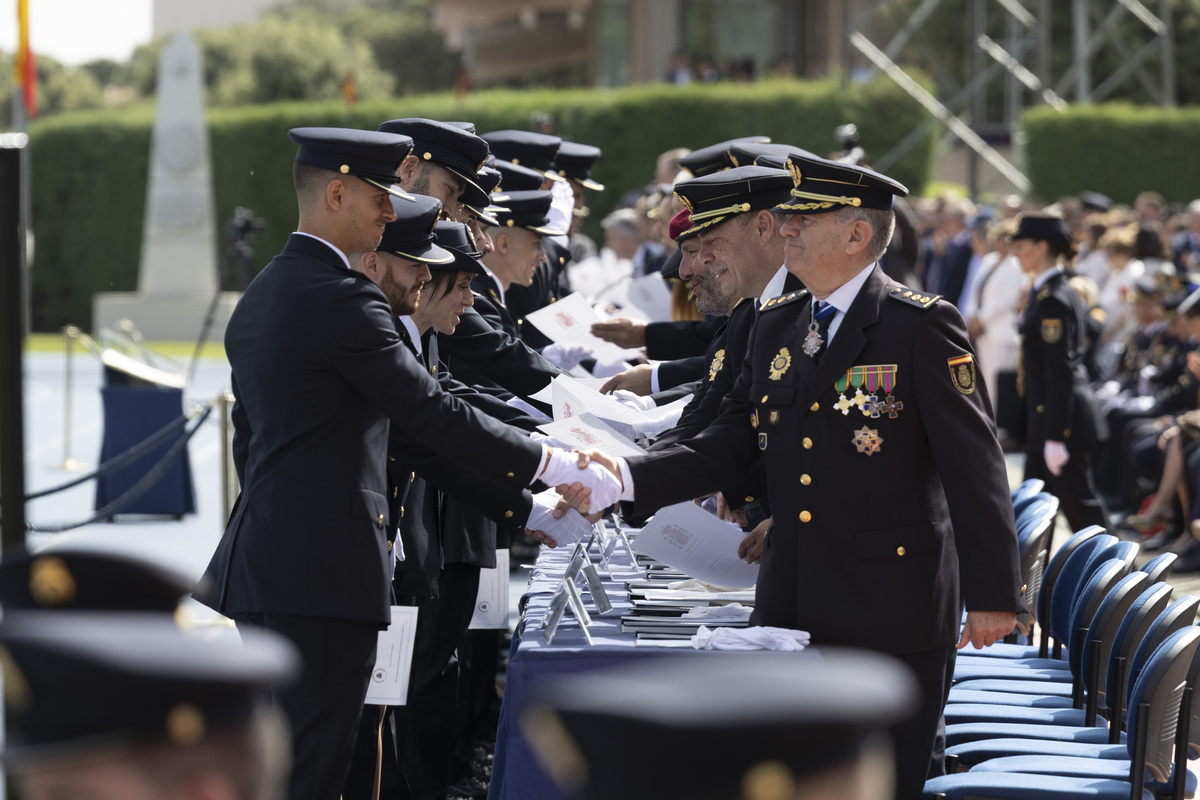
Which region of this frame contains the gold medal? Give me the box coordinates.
[852,426,883,456]
[768,347,792,381]
[709,349,726,382]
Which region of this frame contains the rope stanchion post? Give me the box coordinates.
[61,325,80,470]
[219,391,238,524]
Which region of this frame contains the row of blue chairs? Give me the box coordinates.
[924,487,1198,799]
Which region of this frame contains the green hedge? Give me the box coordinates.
[28,79,936,331]
[1022,103,1200,205]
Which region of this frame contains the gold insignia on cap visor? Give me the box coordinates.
[787,159,803,187]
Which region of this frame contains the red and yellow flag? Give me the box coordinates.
[14,0,38,117]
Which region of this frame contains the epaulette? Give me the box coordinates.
[759,289,810,313]
[887,286,940,309]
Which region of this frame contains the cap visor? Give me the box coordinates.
[543,170,567,183]
[527,223,567,236]
[466,206,502,227]
[363,176,416,202]
[391,243,455,265]
[440,251,487,275]
[660,248,682,279]
[447,167,492,209]
[579,177,605,192]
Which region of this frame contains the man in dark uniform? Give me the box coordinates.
[193,127,622,800]
[647,165,799,540]
[345,210,543,800]
[472,190,564,341]
[1012,212,1110,532]
[559,152,1022,800]
[587,137,775,362]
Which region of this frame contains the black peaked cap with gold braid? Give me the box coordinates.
[774,151,908,215]
[673,165,794,238]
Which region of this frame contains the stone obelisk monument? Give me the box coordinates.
[94,31,238,341]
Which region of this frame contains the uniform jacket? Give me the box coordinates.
[390,326,537,574]
[627,264,1023,654]
[437,306,562,405]
[195,235,542,625]
[1020,270,1107,449]
[469,277,519,339]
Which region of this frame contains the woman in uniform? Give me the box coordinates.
[1013,212,1110,531]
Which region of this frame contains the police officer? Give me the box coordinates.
[193,127,622,800]
[557,151,1023,800]
[1012,212,1110,532]
[472,189,565,340]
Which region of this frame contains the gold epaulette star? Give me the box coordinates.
[887,286,941,309]
[759,289,811,313]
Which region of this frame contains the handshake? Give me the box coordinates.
[535,447,624,514]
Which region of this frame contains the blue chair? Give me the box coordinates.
[958,527,1107,662]
[924,627,1200,800]
[1015,494,1057,535]
[1012,479,1047,506]
[947,562,1137,724]
[947,572,1150,713]
[954,538,1125,678]
[1139,552,1177,584]
[945,594,1197,758]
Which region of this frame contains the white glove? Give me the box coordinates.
[534,447,623,510]
[541,342,592,371]
[610,389,656,412]
[1044,440,1069,476]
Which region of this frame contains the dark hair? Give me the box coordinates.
[1135,224,1169,260]
[293,160,335,198]
[423,269,459,303]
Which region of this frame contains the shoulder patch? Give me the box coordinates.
[759,289,811,313]
[887,286,941,310]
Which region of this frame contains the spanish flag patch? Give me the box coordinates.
[947,354,976,395]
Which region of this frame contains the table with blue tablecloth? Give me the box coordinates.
[487,540,782,800]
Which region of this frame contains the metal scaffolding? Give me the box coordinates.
[845,0,1176,198]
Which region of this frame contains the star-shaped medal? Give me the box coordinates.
[852,426,883,456]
